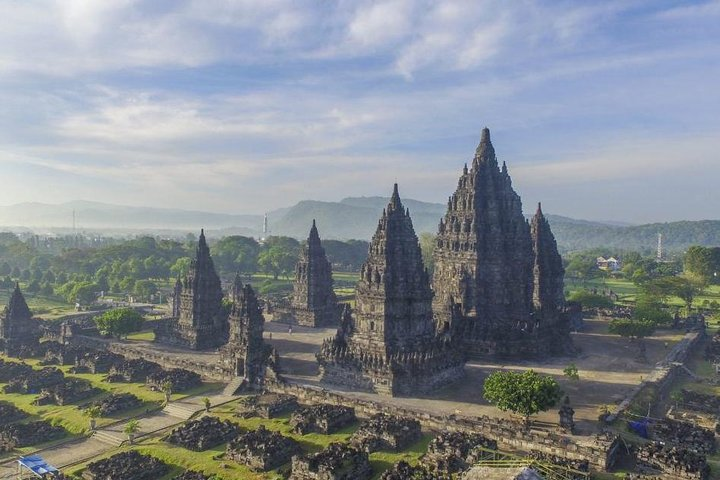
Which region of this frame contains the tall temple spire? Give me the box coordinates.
[1,283,38,356]
[474,127,496,165]
[389,183,402,212]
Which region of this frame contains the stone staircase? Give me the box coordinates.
[222,377,246,396]
[92,429,125,446]
[162,402,199,420]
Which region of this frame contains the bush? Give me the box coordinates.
[94,308,144,338]
[566,290,614,309]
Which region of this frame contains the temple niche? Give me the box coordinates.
[0,283,39,357]
[432,128,572,359]
[317,185,465,396]
[155,230,228,350]
[274,220,340,327]
[219,276,270,386]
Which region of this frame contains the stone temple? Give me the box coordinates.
[274,220,340,327]
[317,185,465,396]
[432,128,571,359]
[0,283,39,356]
[155,230,229,350]
[220,276,268,385]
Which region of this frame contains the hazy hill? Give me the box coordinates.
[1,199,719,252]
[0,200,262,231]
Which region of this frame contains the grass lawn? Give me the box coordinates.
[126,330,156,342]
[0,285,76,319]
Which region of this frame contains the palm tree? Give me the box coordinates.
[84,405,102,432]
[124,419,140,444]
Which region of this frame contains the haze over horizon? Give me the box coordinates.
[1,1,718,224]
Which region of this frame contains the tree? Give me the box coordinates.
[609,318,656,361]
[684,246,720,284]
[565,256,598,282]
[483,370,563,423]
[566,290,614,309]
[94,308,144,338]
[124,419,140,444]
[563,363,580,381]
[210,236,260,275]
[634,293,672,325]
[170,257,192,277]
[258,237,299,279]
[133,280,158,301]
[84,405,102,431]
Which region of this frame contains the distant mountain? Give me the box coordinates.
[0,200,263,231]
[1,199,718,252]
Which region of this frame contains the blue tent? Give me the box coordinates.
[628,418,650,438]
[17,455,59,477]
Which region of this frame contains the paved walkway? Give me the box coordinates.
[0,391,236,479]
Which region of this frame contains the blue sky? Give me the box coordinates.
[0,0,718,223]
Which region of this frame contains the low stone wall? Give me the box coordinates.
[68,335,234,382]
[267,382,618,471]
[606,329,705,424]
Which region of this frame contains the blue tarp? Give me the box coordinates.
[17,455,58,477]
[628,419,650,438]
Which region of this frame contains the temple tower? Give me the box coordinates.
[284,220,340,327]
[317,185,465,396]
[0,283,39,356]
[155,229,228,350]
[432,128,569,358]
[220,277,268,384]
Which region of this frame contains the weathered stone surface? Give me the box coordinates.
[3,367,64,394]
[0,401,27,426]
[172,471,210,480]
[226,424,301,472]
[290,442,372,480]
[0,420,66,452]
[88,393,142,416]
[238,393,298,419]
[651,418,715,454]
[558,395,576,434]
[679,389,720,415]
[528,450,589,472]
[147,368,202,392]
[33,378,100,406]
[106,358,162,383]
[155,229,228,350]
[350,414,421,453]
[276,220,340,327]
[0,358,33,382]
[431,128,571,359]
[317,185,465,396]
[0,284,40,356]
[83,451,169,480]
[636,442,709,480]
[166,416,240,452]
[422,431,497,476]
[74,350,125,374]
[290,404,356,435]
[380,461,436,480]
[219,279,270,385]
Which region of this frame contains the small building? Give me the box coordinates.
[596,256,622,272]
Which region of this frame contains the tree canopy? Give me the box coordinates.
[95,308,144,338]
[483,370,562,421]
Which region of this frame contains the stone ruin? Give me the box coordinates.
[226,424,301,472]
[290,404,356,434]
[0,420,66,452]
[422,431,497,476]
[155,230,229,350]
[106,358,163,383]
[651,418,716,455]
[33,377,100,406]
[0,401,27,426]
[87,392,142,416]
[704,331,720,361]
[678,389,720,415]
[40,341,91,366]
[274,220,340,327]
[166,415,240,451]
[237,393,298,419]
[290,442,373,480]
[0,284,40,357]
[431,129,571,359]
[317,185,465,396]
[636,442,710,480]
[173,472,210,480]
[529,450,590,473]
[558,395,576,434]
[147,368,202,392]
[0,358,33,382]
[3,367,65,394]
[219,279,272,387]
[73,350,125,374]
[380,461,435,480]
[350,413,421,453]
[83,451,169,480]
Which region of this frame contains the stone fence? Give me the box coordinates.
[267,382,619,471]
[605,329,705,424]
